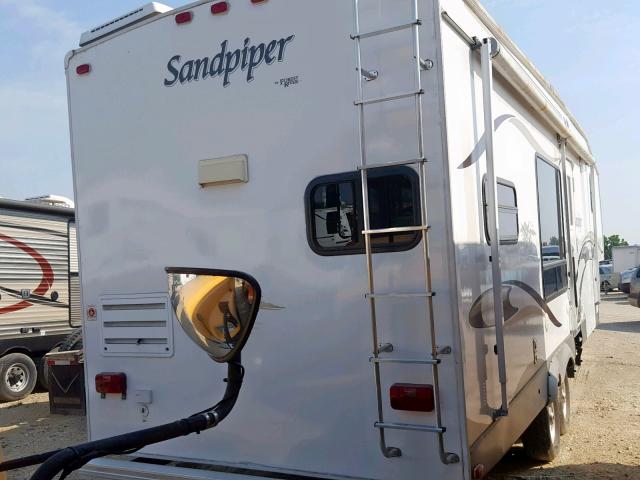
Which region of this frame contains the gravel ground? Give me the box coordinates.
[1,292,639,480]
[491,292,640,479]
[1,393,85,480]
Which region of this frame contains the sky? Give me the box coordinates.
[0,0,638,241]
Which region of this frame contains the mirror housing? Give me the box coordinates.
[166,268,261,363]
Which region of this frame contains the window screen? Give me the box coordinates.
[483,178,519,245]
[306,168,421,255]
[536,156,567,299]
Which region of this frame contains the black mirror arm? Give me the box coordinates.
[23,358,244,480]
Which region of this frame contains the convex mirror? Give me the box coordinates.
[166,268,261,363]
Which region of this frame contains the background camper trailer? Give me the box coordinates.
[63,0,602,479]
[0,198,81,401]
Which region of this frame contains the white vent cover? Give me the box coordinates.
[100,294,173,357]
[80,3,173,47]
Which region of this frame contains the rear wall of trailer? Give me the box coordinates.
[67,1,469,479]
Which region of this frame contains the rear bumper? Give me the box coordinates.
[80,458,268,480]
[79,457,348,480]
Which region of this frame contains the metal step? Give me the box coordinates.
[355,89,423,106]
[375,422,445,434]
[351,20,421,40]
[366,291,434,299]
[369,357,440,365]
[357,157,426,170]
[362,225,430,235]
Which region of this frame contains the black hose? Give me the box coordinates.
[30,415,211,480]
[23,358,244,480]
[0,450,62,472]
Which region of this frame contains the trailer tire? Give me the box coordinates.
[0,353,37,401]
[557,373,571,435]
[59,328,83,352]
[36,355,49,391]
[522,400,561,462]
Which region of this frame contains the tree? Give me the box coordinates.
[604,234,629,260]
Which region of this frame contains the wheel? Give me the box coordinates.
[59,328,83,352]
[522,400,561,462]
[36,355,49,391]
[0,353,38,401]
[557,374,571,435]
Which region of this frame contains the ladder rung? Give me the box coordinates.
[369,357,440,365]
[351,20,421,40]
[358,157,425,170]
[355,89,423,106]
[362,225,429,235]
[366,292,434,299]
[375,422,445,434]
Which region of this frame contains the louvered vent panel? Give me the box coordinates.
[100,294,173,357]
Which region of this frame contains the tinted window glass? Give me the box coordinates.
[537,159,564,260]
[497,183,516,206]
[312,182,357,248]
[536,157,567,299]
[306,168,421,255]
[369,175,418,246]
[484,179,518,245]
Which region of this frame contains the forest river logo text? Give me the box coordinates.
[164,35,295,88]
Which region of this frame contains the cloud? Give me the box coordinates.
[0,0,81,37]
[0,0,78,199]
[0,0,82,69]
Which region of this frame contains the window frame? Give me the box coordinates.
[535,154,568,301]
[304,167,422,256]
[482,176,519,246]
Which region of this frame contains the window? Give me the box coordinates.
[311,181,358,249]
[483,178,519,245]
[536,156,567,299]
[305,168,422,255]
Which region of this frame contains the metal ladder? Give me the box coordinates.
[351,0,459,464]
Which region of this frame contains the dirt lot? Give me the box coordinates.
[491,292,640,480]
[1,292,639,480]
[1,393,85,480]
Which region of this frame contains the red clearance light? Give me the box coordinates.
[96,372,127,398]
[390,383,434,412]
[175,11,193,24]
[211,2,228,14]
[76,64,91,75]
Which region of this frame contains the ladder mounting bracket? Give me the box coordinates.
[384,446,402,458]
[360,68,379,81]
[436,345,452,355]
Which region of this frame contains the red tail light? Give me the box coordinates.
[76,64,91,75]
[175,11,193,24]
[211,2,228,14]
[390,383,434,412]
[96,372,127,398]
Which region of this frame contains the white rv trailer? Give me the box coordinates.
[64,0,602,478]
[0,198,80,400]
